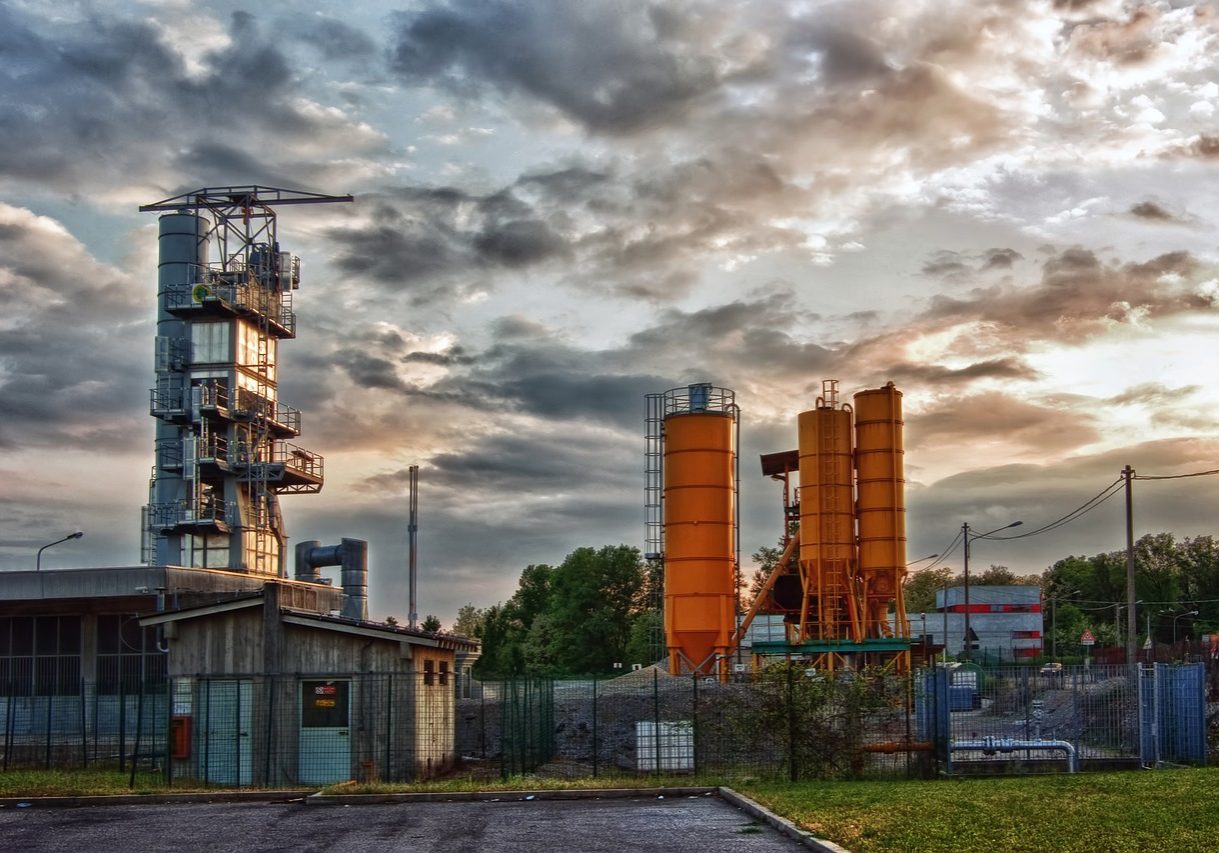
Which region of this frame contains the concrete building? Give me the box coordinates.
[903,585,1043,660]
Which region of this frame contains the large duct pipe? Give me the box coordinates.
[295,537,368,621]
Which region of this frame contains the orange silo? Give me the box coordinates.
[659,384,738,676]
[797,380,861,643]
[853,382,908,640]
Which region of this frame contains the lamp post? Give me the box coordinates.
[962,520,1022,661]
[1171,610,1198,646]
[36,531,84,572]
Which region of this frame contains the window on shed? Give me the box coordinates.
[439,661,449,686]
[423,659,435,686]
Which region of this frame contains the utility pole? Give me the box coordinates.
[962,522,971,661]
[1124,465,1137,665]
[408,464,419,630]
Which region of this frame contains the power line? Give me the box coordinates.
[1134,468,1219,481]
[985,477,1125,541]
[914,529,963,573]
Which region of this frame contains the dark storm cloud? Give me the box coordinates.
[981,248,1021,271]
[0,206,149,451]
[921,247,1216,344]
[921,251,969,280]
[1107,383,1201,407]
[907,391,1103,455]
[907,437,1219,577]
[289,15,378,62]
[333,349,410,391]
[327,186,574,300]
[0,7,383,193]
[885,358,1040,386]
[1190,136,1219,159]
[389,0,732,133]
[1128,201,1178,222]
[923,248,1022,280]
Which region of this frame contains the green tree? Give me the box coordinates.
[624,609,663,667]
[746,543,783,604]
[903,566,956,613]
[541,545,644,674]
[421,614,441,632]
[452,603,485,637]
[474,563,554,677]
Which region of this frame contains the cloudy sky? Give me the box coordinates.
[4,0,1219,623]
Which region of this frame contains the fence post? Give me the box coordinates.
[591,677,598,778]
[3,688,12,771]
[787,665,797,782]
[165,678,173,788]
[384,674,392,782]
[692,672,699,776]
[118,676,127,773]
[652,668,661,775]
[79,678,87,768]
[128,680,145,788]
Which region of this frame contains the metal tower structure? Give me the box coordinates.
[140,186,352,574]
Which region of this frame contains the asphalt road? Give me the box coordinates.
[0,795,811,852]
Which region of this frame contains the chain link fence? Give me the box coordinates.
[0,663,1211,786]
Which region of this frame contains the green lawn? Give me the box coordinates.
[740,768,1219,853]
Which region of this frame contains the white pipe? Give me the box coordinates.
[951,736,1078,772]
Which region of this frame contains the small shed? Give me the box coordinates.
[142,582,479,786]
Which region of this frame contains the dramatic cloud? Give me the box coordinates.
[5,0,1219,623]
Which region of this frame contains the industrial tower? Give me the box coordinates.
[140,186,352,574]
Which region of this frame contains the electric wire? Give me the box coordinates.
[980,477,1125,541]
[1133,468,1219,481]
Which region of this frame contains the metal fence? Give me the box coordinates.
[1,663,1211,787]
[462,663,1213,781]
[0,672,460,787]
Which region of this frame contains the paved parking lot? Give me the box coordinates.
[0,794,811,852]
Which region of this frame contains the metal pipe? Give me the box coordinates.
[950,736,1078,772]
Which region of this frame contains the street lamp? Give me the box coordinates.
[962,520,1022,660]
[36,531,84,572]
[1170,609,1198,646]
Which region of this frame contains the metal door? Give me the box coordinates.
[199,679,252,785]
[299,679,351,785]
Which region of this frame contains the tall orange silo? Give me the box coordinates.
[660,384,738,676]
[797,380,861,643]
[853,382,908,641]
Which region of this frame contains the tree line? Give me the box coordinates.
[454,532,1219,676]
[904,532,1219,650]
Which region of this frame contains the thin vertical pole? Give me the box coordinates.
[692,672,700,775]
[3,689,13,771]
[786,665,797,782]
[265,676,275,786]
[408,465,419,630]
[79,678,87,768]
[118,676,127,773]
[129,681,145,788]
[652,668,661,774]
[1124,465,1137,666]
[962,523,972,661]
[43,692,53,770]
[591,677,598,778]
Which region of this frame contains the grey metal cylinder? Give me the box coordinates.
[339,537,368,622]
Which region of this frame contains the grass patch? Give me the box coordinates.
[739,768,1219,853]
[0,769,173,798]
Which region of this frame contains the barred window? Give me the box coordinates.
[0,615,81,696]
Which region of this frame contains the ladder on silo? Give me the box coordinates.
[644,393,665,662]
